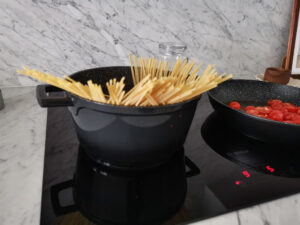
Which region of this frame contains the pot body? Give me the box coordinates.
[68,97,198,167]
[73,147,187,225]
[37,66,201,168]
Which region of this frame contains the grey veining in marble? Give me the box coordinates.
[0,86,47,225]
[0,0,292,86]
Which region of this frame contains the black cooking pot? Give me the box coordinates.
[36,67,201,168]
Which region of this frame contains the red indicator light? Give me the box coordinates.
[242,170,251,178]
[266,165,275,173]
[235,181,241,185]
[170,124,174,128]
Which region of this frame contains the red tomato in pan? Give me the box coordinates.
[271,103,283,110]
[282,103,297,113]
[256,106,272,115]
[278,107,288,113]
[246,109,259,116]
[233,99,300,125]
[285,120,300,125]
[257,114,268,118]
[267,100,282,106]
[244,106,255,111]
[293,114,300,121]
[228,101,241,110]
[283,112,297,121]
[268,110,284,121]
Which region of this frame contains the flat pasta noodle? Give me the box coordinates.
[17,55,233,106]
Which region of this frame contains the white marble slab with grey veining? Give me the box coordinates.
[0,0,293,86]
[1,86,300,225]
[0,86,47,225]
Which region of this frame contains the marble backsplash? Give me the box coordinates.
[0,0,292,86]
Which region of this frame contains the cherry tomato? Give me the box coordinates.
[286,120,300,124]
[283,112,297,121]
[246,109,259,116]
[257,114,268,118]
[228,101,241,110]
[256,106,272,115]
[282,103,296,113]
[294,120,300,124]
[243,100,300,125]
[278,107,288,114]
[244,106,255,111]
[268,110,284,121]
[292,114,300,121]
[271,103,283,110]
[268,100,282,106]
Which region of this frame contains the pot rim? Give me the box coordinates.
[67,66,202,115]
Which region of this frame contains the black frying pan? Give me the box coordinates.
[208,79,300,145]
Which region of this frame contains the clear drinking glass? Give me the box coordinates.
[158,42,188,67]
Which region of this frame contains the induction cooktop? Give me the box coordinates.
[40,94,300,225]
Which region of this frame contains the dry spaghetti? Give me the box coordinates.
[17,55,232,106]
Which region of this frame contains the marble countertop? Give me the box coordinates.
[0,86,47,225]
[1,86,300,225]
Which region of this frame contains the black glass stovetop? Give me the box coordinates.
[41,94,300,225]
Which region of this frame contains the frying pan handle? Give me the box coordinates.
[36,85,73,107]
[185,156,200,178]
[50,180,77,216]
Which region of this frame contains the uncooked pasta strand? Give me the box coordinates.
[17,55,233,107]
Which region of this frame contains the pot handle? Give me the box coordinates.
[50,180,77,216]
[36,85,73,107]
[185,156,200,178]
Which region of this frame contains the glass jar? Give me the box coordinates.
[158,42,188,67]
